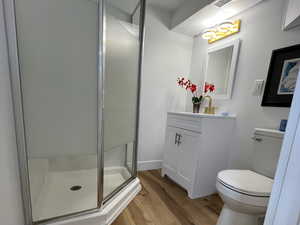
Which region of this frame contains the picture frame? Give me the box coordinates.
[262,44,300,107]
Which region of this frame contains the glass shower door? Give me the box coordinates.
[13,0,100,222]
[103,0,143,199]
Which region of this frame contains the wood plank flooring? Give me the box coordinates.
[112,170,223,225]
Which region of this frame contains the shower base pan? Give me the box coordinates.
[49,177,141,225]
[31,166,140,225]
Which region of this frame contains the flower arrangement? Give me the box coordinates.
[177,77,215,113]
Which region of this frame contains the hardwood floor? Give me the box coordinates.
[112,170,223,225]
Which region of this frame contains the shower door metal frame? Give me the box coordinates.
[2,1,33,224]
[2,0,146,223]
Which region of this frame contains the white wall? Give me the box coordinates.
[138,5,193,170]
[0,0,24,224]
[187,0,300,169]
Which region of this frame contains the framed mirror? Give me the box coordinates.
[205,39,240,99]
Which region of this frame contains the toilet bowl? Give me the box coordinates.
[216,170,273,225]
[215,128,284,225]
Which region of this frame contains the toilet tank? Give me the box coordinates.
[252,128,284,178]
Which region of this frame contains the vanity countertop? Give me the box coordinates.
[168,111,236,119]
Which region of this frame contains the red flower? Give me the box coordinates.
[204,82,215,93]
[190,84,197,93]
[209,84,215,92]
[204,83,209,93]
[177,77,185,87]
[184,80,191,90]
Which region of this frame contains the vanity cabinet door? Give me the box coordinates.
[176,130,200,188]
[163,127,180,174]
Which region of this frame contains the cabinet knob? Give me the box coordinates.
[175,133,180,146]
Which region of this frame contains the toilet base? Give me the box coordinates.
[216,205,264,225]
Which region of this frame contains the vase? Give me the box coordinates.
[192,103,201,113]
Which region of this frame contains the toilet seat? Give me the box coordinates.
[217,170,273,197]
[217,181,270,208]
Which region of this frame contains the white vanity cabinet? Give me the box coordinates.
[162,112,236,199]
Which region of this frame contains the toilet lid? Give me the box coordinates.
[217,170,273,197]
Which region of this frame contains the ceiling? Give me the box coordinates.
[108,0,188,15]
[148,0,187,13]
[108,0,140,15]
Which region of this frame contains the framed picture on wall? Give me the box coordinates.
[262,44,300,107]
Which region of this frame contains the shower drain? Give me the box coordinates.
[70,185,82,191]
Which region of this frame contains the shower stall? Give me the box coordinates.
[3,0,145,224]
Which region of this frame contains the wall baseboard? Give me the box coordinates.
[137,160,162,171]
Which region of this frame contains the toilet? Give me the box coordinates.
[216,128,284,225]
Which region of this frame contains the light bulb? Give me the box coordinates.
[218,21,234,33]
[201,29,216,40]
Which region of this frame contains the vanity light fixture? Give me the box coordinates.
[218,20,234,32]
[201,28,217,40]
[202,19,241,44]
